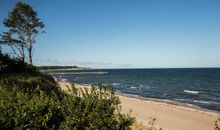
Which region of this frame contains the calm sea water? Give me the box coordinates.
[55,68,220,112]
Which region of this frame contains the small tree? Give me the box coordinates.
[1,2,44,65]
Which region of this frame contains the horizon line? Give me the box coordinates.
[36,65,220,69]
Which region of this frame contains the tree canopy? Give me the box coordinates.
[1,2,44,65]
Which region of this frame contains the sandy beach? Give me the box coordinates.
[58,81,220,130]
[119,95,219,130]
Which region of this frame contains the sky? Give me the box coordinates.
[0,0,220,68]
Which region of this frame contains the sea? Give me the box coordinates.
[54,68,220,112]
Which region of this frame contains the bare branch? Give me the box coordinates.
[10,46,21,58]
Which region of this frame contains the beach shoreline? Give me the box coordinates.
[57,80,220,130]
[76,83,220,115]
[115,92,220,115]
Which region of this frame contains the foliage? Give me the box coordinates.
[1,2,44,64]
[0,86,62,129]
[215,118,220,130]
[0,74,60,97]
[59,84,134,130]
[0,52,37,73]
[0,74,134,129]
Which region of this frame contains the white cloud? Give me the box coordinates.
[76,60,112,65]
[34,58,62,65]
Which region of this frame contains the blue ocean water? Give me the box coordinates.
[56,68,220,112]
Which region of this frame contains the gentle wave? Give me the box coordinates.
[112,83,120,86]
[184,90,199,94]
[193,100,210,104]
[56,68,220,111]
[175,98,188,102]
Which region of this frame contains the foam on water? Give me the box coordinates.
[193,100,210,104]
[112,83,120,86]
[130,86,138,89]
[184,90,199,94]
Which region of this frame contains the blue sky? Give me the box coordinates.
[1,0,220,68]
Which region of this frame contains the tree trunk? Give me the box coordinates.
[29,46,32,65]
[21,45,25,63]
[27,33,33,65]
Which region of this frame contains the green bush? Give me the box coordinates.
[0,86,62,129]
[0,52,37,74]
[0,74,60,95]
[59,85,134,130]
[0,75,134,129]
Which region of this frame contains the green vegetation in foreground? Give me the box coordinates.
[0,73,135,129]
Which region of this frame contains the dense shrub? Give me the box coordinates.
[0,86,62,129]
[0,74,60,96]
[59,85,134,129]
[0,52,37,74]
[0,75,134,129]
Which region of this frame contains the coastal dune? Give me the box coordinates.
[58,81,220,130]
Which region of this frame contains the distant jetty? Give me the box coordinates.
[44,71,109,75]
[38,66,90,71]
